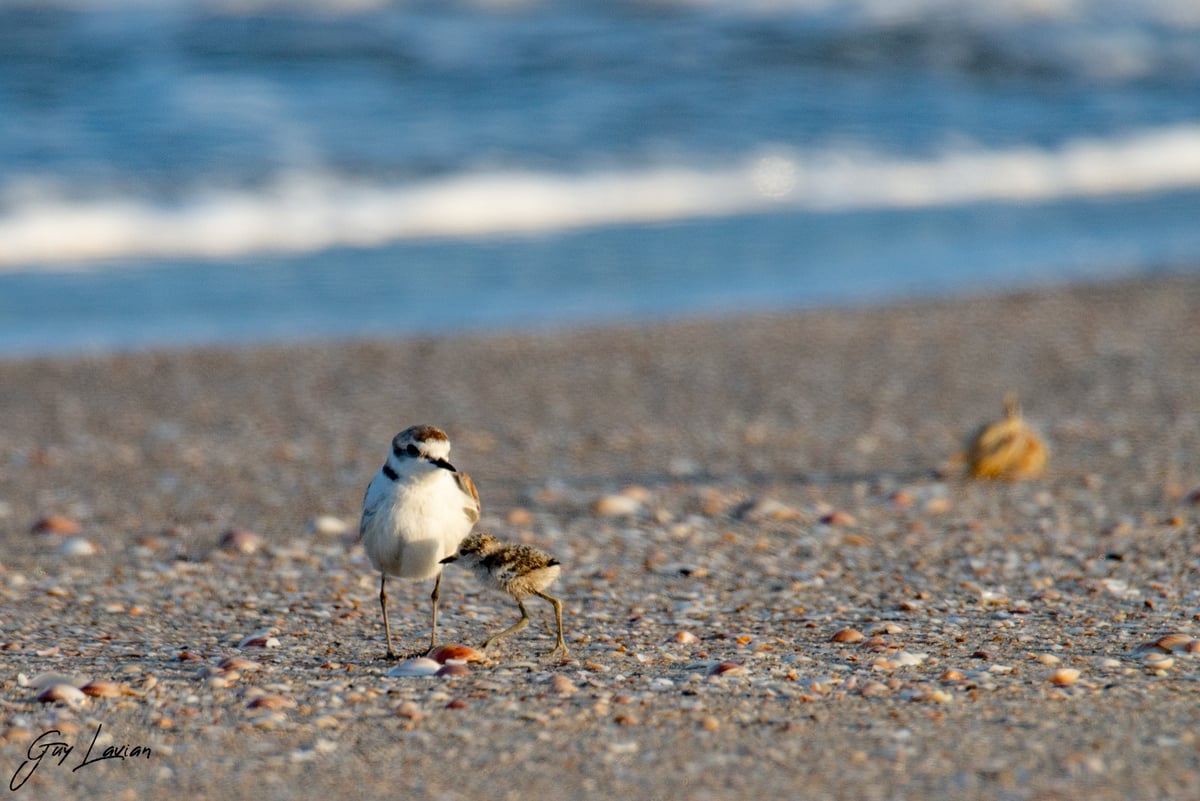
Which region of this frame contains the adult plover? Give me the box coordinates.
[359,425,480,659]
[441,531,568,658]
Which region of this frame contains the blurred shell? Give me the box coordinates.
[79,680,125,698]
[36,684,87,706]
[58,537,99,557]
[31,515,81,535]
[220,529,264,554]
[307,515,349,536]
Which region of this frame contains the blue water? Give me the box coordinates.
[2,1,1200,356]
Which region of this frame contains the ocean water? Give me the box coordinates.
[2,0,1199,356]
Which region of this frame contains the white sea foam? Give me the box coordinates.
[3,124,1200,269]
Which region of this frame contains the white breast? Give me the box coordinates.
[361,468,476,580]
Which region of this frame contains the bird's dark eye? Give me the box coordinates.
[406,444,419,457]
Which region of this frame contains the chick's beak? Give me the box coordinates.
[440,554,458,564]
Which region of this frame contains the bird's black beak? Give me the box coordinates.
[429,457,457,472]
[440,554,458,564]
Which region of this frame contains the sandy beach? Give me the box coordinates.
[1,273,1199,800]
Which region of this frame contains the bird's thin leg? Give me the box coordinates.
[428,571,442,654]
[534,590,568,657]
[380,573,397,660]
[482,599,530,650]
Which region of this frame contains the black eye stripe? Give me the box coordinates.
[406,444,419,457]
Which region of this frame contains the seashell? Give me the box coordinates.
[874,651,927,670]
[923,496,953,515]
[672,631,700,645]
[706,660,746,677]
[830,628,865,644]
[220,529,263,554]
[31,515,81,535]
[445,698,469,710]
[1048,668,1081,686]
[385,658,441,678]
[28,672,83,691]
[1034,653,1062,666]
[79,680,125,698]
[548,674,577,695]
[1137,634,1195,654]
[938,669,965,683]
[307,516,349,536]
[505,507,534,527]
[1142,653,1174,671]
[246,695,296,711]
[819,510,857,527]
[238,630,280,649]
[700,715,721,731]
[395,701,425,720]
[36,684,87,706]
[592,494,643,517]
[908,686,953,703]
[428,644,485,664]
[218,656,262,672]
[435,662,470,677]
[963,393,1047,481]
[58,537,99,557]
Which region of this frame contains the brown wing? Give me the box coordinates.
[456,470,481,523]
